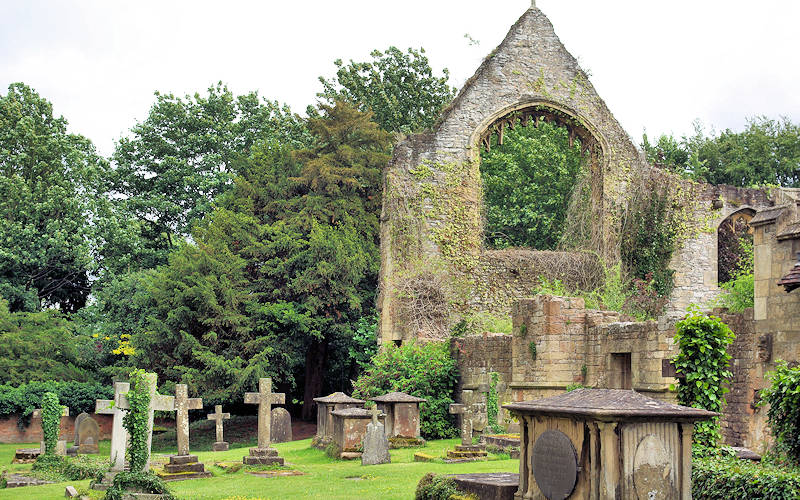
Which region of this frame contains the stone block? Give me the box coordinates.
[243,455,285,466]
[212,441,229,452]
[164,462,206,474]
[451,473,519,500]
[168,454,198,465]
[65,485,79,498]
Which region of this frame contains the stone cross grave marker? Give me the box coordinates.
[207,405,231,451]
[244,377,285,449]
[174,384,202,456]
[115,373,176,472]
[450,397,485,448]
[370,405,380,426]
[95,382,130,471]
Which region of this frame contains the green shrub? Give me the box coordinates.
[761,361,800,465]
[352,341,458,439]
[40,392,61,455]
[718,269,754,313]
[0,381,113,427]
[672,306,734,452]
[32,454,108,482]
[415,472,464,500]
[105,471,174,500]
[692,456,800,499]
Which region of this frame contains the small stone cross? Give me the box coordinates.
[95,382,130,471]
[207,405,230,444]
[116,373,176,472]
[531,0,536,8]
[244,378,285,449]
[174,384,202,456]
[450,400,483,446]
[370,405,380,426]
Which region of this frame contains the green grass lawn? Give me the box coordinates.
[1,438,519,500]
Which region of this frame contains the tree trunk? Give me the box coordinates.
[302,338,328,421]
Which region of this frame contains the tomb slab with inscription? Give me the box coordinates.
[504,389,715,500]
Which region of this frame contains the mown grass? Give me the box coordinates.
[1,438,518,499]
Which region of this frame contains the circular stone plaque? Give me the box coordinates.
[532,430,578,500]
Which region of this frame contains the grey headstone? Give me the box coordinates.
[361,422,390,466]
[77,416,100,454]
[72,412,90,445]
[65,485,79,497]
[271,407,292,443]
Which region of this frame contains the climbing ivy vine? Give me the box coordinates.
[40,392,61,455]
[122,369,152,473]
[672,306,734,453]
[486,372,503,434]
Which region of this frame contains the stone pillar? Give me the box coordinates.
[597,422,619,499]
[679,422,694,499]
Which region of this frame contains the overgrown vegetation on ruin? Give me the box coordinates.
[480,120,588,250]
[352,341,459,439]
[761,361,800,466]
[672,307,735,453]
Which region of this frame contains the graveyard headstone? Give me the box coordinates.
[271,407,292,443]
[361,406,390,466]
[243,378,286,465]
[207,405,231,452]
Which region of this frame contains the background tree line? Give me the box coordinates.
[1,44,798,420]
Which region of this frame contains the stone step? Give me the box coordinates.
[248,447,278,457]
[168,454,199,465]
[4,474,54,488]
[455,444,486,452]
[157,471,212,482]
[164,462,206,474]
[212,442,229,452]
[243,456,285,466]
[447,450,488,459]
[339,452,362,460]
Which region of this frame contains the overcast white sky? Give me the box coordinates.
[2,0,799,157]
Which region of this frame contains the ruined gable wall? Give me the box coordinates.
[378,7,649,345]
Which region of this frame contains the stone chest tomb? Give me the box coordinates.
[312,392,365,448]
[371,391,425,444]
[330,407,385,460]
[504,389,715,500]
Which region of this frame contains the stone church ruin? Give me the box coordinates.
[377,4,800,452]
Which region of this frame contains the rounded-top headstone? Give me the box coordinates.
[532,430,578,500]
[72,412,89,444]
[271,407,292,443]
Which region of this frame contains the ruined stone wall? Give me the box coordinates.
[665,182,773,318]
[378,6,649,345]
[715,309,759,448]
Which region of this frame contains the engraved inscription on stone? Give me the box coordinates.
[633,434,677,500]
[532,430,578,500]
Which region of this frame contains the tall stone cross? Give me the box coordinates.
[531,0,536,8]
[450,398,485,447]
[207,405,230,444]
[95,382,130,471]
[174,384,202,456]
[116,373,176,472]
[244,378,285,449]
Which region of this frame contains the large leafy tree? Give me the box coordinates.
[642,117,800,187]
[480,121,587,250]
[318,47,455,133]
[112,83,312,263]
[127,103,391,414]
[0,83,110,312]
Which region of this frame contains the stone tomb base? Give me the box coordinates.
[212,441,229,452]
[243,447,285,466]
[158,454,212,481]
[12,448,41,464]
[445,444,487,462]
[451,473,519,500]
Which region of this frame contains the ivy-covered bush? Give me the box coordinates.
[105,471,174,500]
[352,341,458,439]
[672,306,734,452]
[40,392,61,455]
[415,473,469,500]
[0,381,113,426]
[692,456,800,499]
[761,361,800,465]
